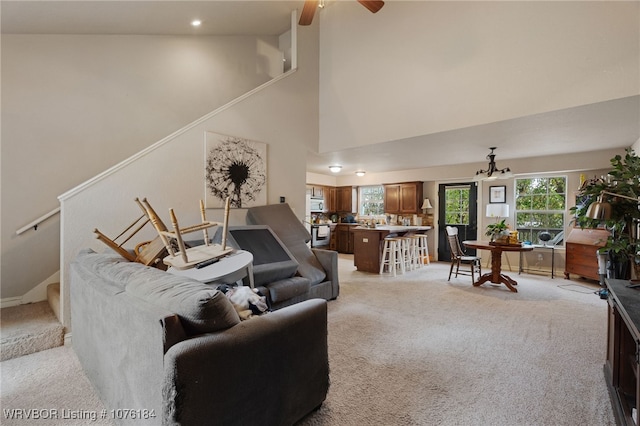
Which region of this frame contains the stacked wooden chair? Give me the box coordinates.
[94,197,232,270]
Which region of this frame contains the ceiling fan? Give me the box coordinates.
[299,0,384,26]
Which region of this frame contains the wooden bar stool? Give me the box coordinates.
[379,237,405,276]
[411,234,430,268]
[400,236,415,271]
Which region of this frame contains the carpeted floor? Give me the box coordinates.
[299,257,614,425]
[0,301,64,361]
[1,257,615,425]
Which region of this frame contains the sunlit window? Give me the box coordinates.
[445,186,470,225]
[358,185,385,216]
[515,177,566,245]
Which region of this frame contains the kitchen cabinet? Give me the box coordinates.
[326,187,337,213]
[306,185,325,199]
[335,186,354,213]
[564,227,609,281]
[334,224,356,254]
[383,182,423,214]
[329,224,337,251]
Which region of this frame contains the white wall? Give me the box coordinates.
[57,21,320,328]
[319,1,639,153]
[1,33,284,299]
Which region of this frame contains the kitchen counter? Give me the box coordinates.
[352,226,431,273]
[356,225,432,233]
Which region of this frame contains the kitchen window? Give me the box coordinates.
[358,185,385,216]
[515,176,566,245]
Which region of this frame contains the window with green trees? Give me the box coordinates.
[445,186,470,225]
[358,185,385,216]
[515,177,566,245]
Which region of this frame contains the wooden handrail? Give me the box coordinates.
[16,207,61,235]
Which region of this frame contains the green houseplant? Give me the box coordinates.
[485,219,509,243]
[571,148,640,279]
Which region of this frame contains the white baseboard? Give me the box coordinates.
[1,271,60,308]
[1,296,23,309]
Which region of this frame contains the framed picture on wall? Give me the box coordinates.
[489,185,506,203]
[204,132,267,208]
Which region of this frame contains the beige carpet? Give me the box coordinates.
[299,257,614,425]
[1,301,64,361]
[1,257,614,425]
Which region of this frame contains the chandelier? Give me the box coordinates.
[473,147,513,181]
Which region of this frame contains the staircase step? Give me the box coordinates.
[0,301,64,361]
[47,282,61,323]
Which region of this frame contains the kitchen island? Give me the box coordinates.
[352,226,432,273]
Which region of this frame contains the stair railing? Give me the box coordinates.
[15,207,61,235]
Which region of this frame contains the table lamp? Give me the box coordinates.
[421,198,433,226]
[486,204,509,220]
[421,198,433,214]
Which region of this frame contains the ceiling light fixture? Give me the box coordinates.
[473,147,513,181]
[329,165,342,173]
[191,19,202,27]
[355,170,366,177]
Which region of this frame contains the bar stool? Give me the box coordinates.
[380,237,405,276]
[399,236,413,272]
[403,235,418,271]
[411,234,430,268]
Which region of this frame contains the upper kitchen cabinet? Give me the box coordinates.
[383,182,423,214]
[306,185,325,199]
[334,186,355,213]
[326,187,337,212]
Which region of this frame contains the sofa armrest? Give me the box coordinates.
[70,262,187,423]
[312,248,340,299]
[163,298,328,426]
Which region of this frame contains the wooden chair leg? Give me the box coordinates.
[199,199,210,246]
[169,209,188,264]
[94,228,137,262]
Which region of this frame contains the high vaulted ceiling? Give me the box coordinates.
[3,1,639,176]
[1,1,303,36]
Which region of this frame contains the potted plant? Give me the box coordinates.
[571,148,640,279]
[485,219,510,243]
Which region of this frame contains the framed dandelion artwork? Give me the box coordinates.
[205,132,267,208]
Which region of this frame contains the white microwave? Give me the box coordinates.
[310,199,324,212]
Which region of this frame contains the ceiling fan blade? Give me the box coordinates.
[358,0,384,14]
[299,0,319,26]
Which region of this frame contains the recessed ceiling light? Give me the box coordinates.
[329,165,342,173]
[191,19,202,27]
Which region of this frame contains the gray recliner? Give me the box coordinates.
[212,225,311,310]
[247,203,340,302]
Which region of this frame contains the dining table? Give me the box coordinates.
[462,240,534,292]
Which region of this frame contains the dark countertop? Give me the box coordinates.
[606,278,640,338]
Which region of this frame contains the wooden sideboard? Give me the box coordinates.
[564,227,609,281]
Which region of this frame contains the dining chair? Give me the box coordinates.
[445,226,482,283]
